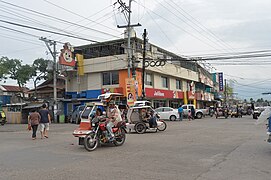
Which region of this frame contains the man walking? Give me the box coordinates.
[39,104,51,139]
[178,105,183,121]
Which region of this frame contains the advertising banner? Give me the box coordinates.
[218,72,224,91]
[125,78,136,106]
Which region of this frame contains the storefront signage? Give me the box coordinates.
[154,91,165,97]
[187,91,195,99]
[145,88,184,99]
[218,72,223,92]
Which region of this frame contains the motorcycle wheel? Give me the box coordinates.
[157,120,167,131]
[84,133,98,151]
[113,128,126,146]
[134,122,146,134]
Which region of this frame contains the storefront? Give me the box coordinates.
[145,88,184,109]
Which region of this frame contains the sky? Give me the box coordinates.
[0,0,271,101]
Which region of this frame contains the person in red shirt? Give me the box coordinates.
[28,109,41,140]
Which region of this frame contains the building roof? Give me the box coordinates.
[0,85,29,92]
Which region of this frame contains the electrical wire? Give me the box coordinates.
[43,0,121,35]
[0,0,120,38]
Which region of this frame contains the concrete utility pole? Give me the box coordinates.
[224,79,227,107]
[141,29,147,99]
[40,37,57,120]
[115,0,141,78]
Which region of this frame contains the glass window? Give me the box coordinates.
[111,71,119,84]
[176,80,182,90]
[155,108,163,112]
[102,72,110,85]
[146,73,153,86]
[162,76,168,88]
[81,106,93,119]
[163,107,172,112]
[102,71,119,85]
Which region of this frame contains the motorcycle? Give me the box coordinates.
[0,111,6,126]
[84,119,127,151]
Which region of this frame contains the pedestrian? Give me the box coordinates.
[188,110,192,121]
[178,105,183,121]
[191,106,195,120]
[39,104,51,139]
[28,109,41,140]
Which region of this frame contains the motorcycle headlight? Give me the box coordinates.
[92,123,95,127]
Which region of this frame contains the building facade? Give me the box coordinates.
[65,36,217,111]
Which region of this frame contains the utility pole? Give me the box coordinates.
[224,79,227,107]
[115,0,141,78]
[40,37,57,121]
[142,29,147,99]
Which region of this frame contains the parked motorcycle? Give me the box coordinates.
[84,119,126,151]
[0,111,6,126]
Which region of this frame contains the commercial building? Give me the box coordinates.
[65,32,217,111]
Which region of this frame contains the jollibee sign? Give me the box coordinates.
[145,88,183,99]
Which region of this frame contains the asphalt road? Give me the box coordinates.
[0,116,270,180]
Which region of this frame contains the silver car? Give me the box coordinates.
[70,105,85,124]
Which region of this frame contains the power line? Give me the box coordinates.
[43,0,121,34]
[0,19,99,43]
[0,0,120,38]
[135,1,225,52]
[157,0,233,53]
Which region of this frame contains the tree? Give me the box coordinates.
[1,57,34,99]
[0,57,9,82]
[32,58,53,97]
[250,98,254,103]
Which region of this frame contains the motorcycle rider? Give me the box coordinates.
[106,101,119,141]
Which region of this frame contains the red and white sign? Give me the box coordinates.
[59,42,76,67]
[187,91,195,99]
[145,88,184,99]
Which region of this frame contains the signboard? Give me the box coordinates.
[59,42,76,67]
[187,91,195,99]
[125,78,136,106]
[101,87,123,94]
[145,88,184,99]
[218,72,224,92]
[76,54,84,76]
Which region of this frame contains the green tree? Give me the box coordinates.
[0,57,9,81]
[32,58,52,97]
[250,98,254,103]
[1,57,34,99]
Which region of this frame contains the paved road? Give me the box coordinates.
[0,116,270,180]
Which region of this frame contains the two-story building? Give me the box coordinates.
[64,36,205,110]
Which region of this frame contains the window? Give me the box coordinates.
[162,76,168,88]
[146,73,153,86]
[163,108,172,112]
[176,80,182,90]
[155,108,163,112]
[102,71,119,85]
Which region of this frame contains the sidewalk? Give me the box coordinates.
[0,123,77,133]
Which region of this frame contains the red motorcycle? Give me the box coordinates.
[83,118,126,151]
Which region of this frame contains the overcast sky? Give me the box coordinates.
[0,0,271,101]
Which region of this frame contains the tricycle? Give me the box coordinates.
[72,93,127,151]
[126,105,167,134]
[215,107,229,119]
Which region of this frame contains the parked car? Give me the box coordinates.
[134,100,152,107]
[154,107,179,121]
[70,105,85,124]
[182,104,208,119]
[252,107,265,119]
